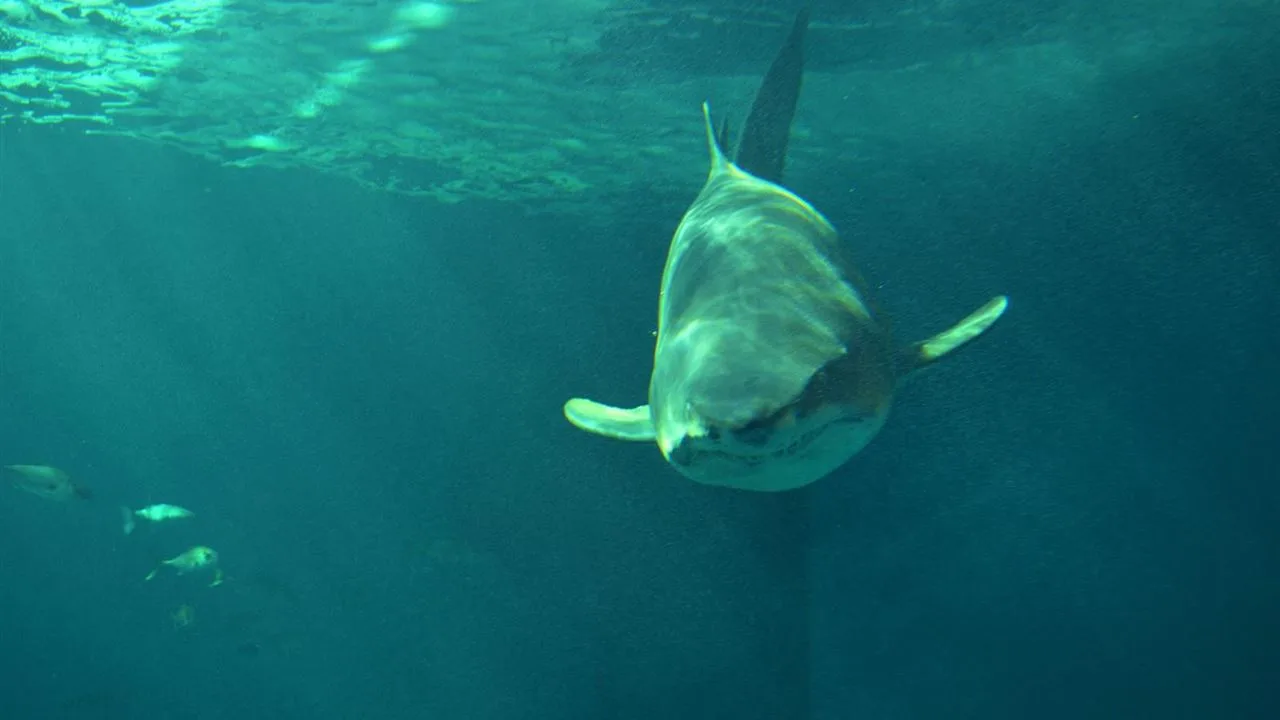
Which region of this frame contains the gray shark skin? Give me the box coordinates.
[564,10,1007,491]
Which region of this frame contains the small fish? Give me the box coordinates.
[121,503,194,534]
[3,465,92,501]
[145,545,223,587]
[171,604,195,630]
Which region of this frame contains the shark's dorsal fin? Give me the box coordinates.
[702,102,732,177]
[732,7,810,184]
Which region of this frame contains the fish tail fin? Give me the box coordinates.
[732,6,810,184]
[120,506,136,535]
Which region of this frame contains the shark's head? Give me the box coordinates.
[641,103,898,492]
[649,320,895,492]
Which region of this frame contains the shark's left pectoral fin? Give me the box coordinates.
[896,295,1009,377]
[563,398,656,442]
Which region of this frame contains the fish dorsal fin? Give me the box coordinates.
[702,102,733,178]
[895,296,1009,378]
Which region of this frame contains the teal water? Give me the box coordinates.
[1,2,1277,718]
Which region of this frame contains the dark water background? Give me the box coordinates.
[1,7,1278,719]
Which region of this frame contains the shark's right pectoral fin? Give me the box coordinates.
[563,399,656,442]
[896,295,1009,377]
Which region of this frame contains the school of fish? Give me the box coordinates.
[3,464,223,588]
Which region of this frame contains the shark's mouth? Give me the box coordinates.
[674,414,864,469]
